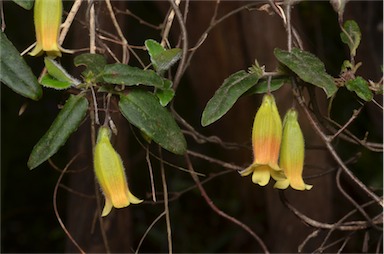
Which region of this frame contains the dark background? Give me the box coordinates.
[1,1,382,252]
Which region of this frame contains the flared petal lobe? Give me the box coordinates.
[94,127,142,217]
[30,0,62,57]
[241,94,283,186]
[274,109,312,191]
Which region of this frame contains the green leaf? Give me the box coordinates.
[145,39,181,73]
[28,95,89,169]
[145,39,165,57]
[274,48,337,98]
[12,0,34,10]
[102,63,166,89]
[119,89,186,155]
[155,79,174,106]
[153,48,182,73]
[247,78,287,94]
[74,53,106,82]
[345,76,373,101]
[340,20,361,57]
[0,31,42,100]
[156,88,175,107]
[201,70,260,127]
[40,74,72,90]
[44,57,80,86]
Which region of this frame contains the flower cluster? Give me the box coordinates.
[241,94,312,191]
[94,127,143,217]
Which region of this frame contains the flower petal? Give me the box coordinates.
[251,165,271,186]
[101,196,113,217]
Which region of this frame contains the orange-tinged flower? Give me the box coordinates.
[241,94,284,186]
[29,0,62,57]
[274,108,312,190]
[94,127,142,217]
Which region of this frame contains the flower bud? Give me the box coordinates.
[274,108,312,190]
[94,127,142,217]
[241,94,284,186]
[29,0,62,57]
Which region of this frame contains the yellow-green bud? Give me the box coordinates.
[94,127,142,217]
[241,94,284,186]
[274,108,312,191]
[29,0,62,57]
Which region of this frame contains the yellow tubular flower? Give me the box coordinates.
[274,108,312,191]
[29,0,62,57]
[241,94,284,186]
[94,127,142,217]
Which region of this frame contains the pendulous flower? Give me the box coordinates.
[29,0,62,57]
[274,108,312,190]
[94,127,142,217]
[241,94,284,186]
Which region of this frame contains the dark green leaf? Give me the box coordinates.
[345,76,373,101]
[102,63,166,89]
[145,39,181,73]
[41,74,72,90]
[0,31,42,100]
[247,78,287,94]
[28,95,89,169]
[12,0,34,10]
[340,20,361,57]
[119,90,186,155]
[274,48,337,98]
[201,70,260,126]
[153,49,181,73]
[44,57,80,85]
[74,53,106,82]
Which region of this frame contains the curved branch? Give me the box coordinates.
[184,154,270,253]
[279,191,383,231]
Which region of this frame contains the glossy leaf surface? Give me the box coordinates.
[0,31,42,100]
[102,63,166,89]
[201,70,260,126]
[345,76,373,102]
[28,95,89,169]
[274,48,337,98]
[119,89,186,155]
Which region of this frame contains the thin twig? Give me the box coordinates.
[105,0,129,64]
[279,191,383,231]
[329,107,363,141]
[135,211,166,254]
[88,0,96,54]
[294,87,383,207]
[1,0,5,32]
[53,156,86,254]
[168,0,188,91]
[160,148,173,254]
[161,0,181,48]
[298,229,320,253]
[336,169,382,231]
[284,3,292,52]
[184,154,270,253]
[187,150,243,171]
[146,146,156,202]
[59,0,82,45]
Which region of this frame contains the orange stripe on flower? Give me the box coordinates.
[241,94,283,186]
[30,0,62,57]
